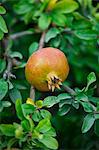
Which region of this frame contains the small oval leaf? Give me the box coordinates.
[82,114,95,133]
[0,79,8,101]
[0,15,8,33]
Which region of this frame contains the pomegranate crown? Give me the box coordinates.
[47,72,62,92]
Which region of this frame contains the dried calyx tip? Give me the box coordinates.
[47,73,62,92]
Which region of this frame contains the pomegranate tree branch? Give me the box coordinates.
[2,39,20,80]
[30,86,35,100]
[2,39,14,80]
[10,30,33,40]
[61,84,76,96]
[39,31,46,50]
[30,31,46,99]
[3,57,13,79]
[3,56,21,80]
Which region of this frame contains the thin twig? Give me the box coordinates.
[61,84,76,96]
[30,31,46,99]
[3,30,34,79]
[2,38,15,80]
[3,56,16,80]
[62,85,99,114]
[30,86,35,100]
[10,31,33,40]
[3,57,12,79]
[94,111,99,114]
[39,31,46,50]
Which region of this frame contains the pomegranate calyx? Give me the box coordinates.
[47,72,62,92]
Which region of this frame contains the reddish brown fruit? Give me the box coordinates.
[25,47,69,92]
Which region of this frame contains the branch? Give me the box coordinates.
[30,31,46,99]
[3,30,33,79]
[3,56,16,80]
[2,38,15,80]
[30,86,35,100]
[94,111,99,114]
[61,84,76,96]
[39,31,46,49]
[10,31,33,40]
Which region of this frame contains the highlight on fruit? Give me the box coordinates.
[25,47,69,92]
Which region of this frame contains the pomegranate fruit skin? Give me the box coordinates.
[25,47,69,91]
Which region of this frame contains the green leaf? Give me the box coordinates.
[15,99,25,120]
[75,93,88,102]
[45,27,60,43]
[87,72,96,85]
[58,105,70,116]
[0,124,15,136]
[35,118,51,133]
[9,88,22,103]
[36,100,43,108]
[0,6,6,14]
[85,72,96,91]
[7,138,17,149]
[90,97,99,104]
[22,103,36,116]
[40,109,52,119]
[73,19,91,30]
[0,79,8,101]
[32,110,42,122]
[0,59,6,74]
[94,120,99,137]
[10,51,23,59]
[29,42,38,56]
[2,101,11,107]
[14,3,33,15]
[97,103,99,111]
[74,30,97,40]
[57,93,71,101]
[0,29,4,40]
[73,12,85,20]
[0,101,3,112]
[26,115,34,132]
[43,96,59,108]
[51,12,66,26]
[39,135,58,150]
[8,80,14,90]
[72,101,79,109]
[38,13,51,30]
[57,93,72,108]
[13,81,27,90]
[59,99,72,108]
[81,102,95,112]
[94,114,99,120]
[21,119,30,131]
[50,36,61,48]
[14,62,26,69]
[82,114,95,133]
[53,0,79,14]
[45,127,56,137]
[15,126,23,139]
[0,15,8,33]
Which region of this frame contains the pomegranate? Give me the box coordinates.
[25,47,69,92]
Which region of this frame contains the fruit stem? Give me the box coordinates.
[39,31,46,50]
[30,31,46,99]
[30,86,35,100]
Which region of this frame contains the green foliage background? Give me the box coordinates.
[0,0,99,149]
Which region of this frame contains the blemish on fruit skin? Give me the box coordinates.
[25,47,69,92]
